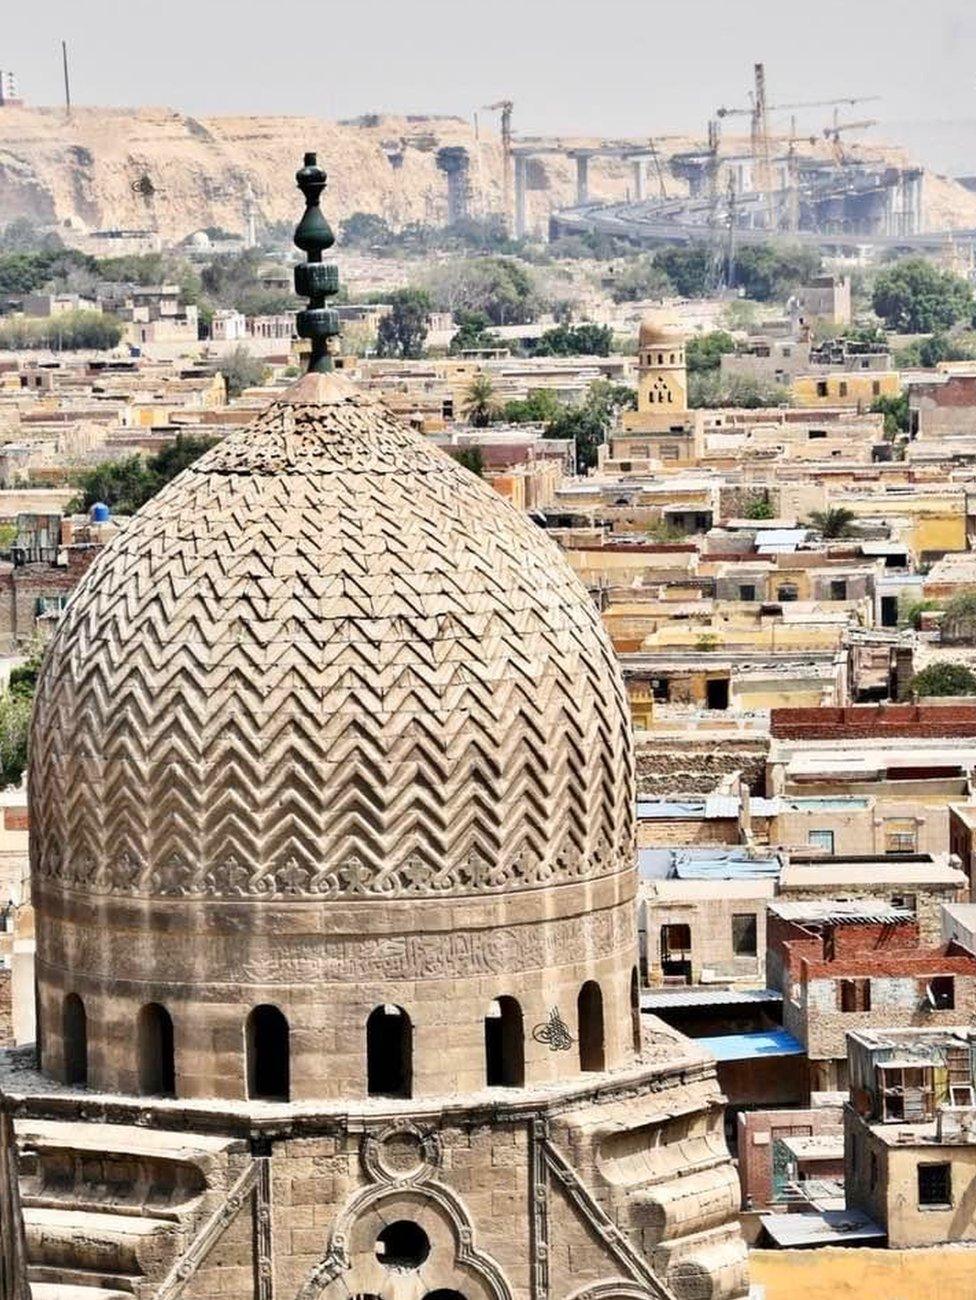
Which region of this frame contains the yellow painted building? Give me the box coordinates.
[791,371,901,408]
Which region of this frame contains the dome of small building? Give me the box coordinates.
[30,369,637,1101]
[638,311,685,347]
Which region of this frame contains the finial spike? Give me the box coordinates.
[294,152,340,373]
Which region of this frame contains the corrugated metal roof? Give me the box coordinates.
[638,847,782,881]
[769,900,914,925]
[641,987,782,1010]
[759,1209,884,1248]
[697,1029,804,1062]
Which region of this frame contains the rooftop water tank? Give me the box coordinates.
[89,502,110,523]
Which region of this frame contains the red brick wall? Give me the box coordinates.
[737,1106,843,1209]
[771,704,976,739]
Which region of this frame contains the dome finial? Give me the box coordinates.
[294,151,341,373]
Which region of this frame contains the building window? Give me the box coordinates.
[884,820,918,854]
[870,1151,878,1191]
[577,981,605,1072]
[918,1162,952,1208]
[839,978,871,1013]
[927,976,955,1011]
[732,913,758,957]
[739,584,756,602]
[808,829,835,854]
[630,966,642,1054]
[661,923,692,981]
[830,579,848,601]
[62,993,87,1087]
[777,584,798,602]
[873,380,882,397]
[839,381,848,397]
[137,1003,176,1097]
[375,1221,430,1270]
[808,429,827,439]
[245,1005,290,1101]
[367,1005,412,1098]
[816,381,829,397]
[484,996,524,1087]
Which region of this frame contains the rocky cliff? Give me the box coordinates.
[1,105,975,246]
[0,106,639,243]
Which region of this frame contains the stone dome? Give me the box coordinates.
[638,311,685,348]
[31,371,639,1101]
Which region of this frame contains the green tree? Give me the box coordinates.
[426,257,539,325]
[544,381,635,471]
[376,288,431,359]
[217,346,269,397]
[686,330,736,373]
[0,248,96,295]
[732,243,822,302]
[743,493,775,520]
[0,691,31,790]
[340,212,394,248]
[910,661,976,697]
[871,392,910,437]
[940,592,976,644]
[653,245,711,297]
[609,256,673,303]
[807,506,857,539]
[452,447,485,477]
[462,373,499,428]
[0,311,124,351]
[688,372,789,409]
[872,258,974,333]
[502,389,563,424]
[70,433,219,514]
[449,310,500,355]
[533,323,613,357]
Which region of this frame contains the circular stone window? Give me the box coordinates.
[375,1220,431,1271]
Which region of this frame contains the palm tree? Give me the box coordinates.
[462,373,498,429]
[807,506,857,540]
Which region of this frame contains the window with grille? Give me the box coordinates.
[918,1162,952,1207]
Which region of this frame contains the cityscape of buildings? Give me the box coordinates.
[3,38,976,1300]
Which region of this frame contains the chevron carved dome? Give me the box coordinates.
[30,372,635,905]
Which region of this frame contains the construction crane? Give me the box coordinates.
[646,138,669,200]
[824,117,879,165]
[482,100,513,229]
[715,68,879,230]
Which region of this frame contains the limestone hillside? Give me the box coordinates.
[1,106,975,243]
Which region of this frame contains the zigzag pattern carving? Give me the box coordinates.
[30,373,635,901]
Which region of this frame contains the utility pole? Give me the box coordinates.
[61,40,71,119]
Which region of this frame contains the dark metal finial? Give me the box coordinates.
[294,151,340,374]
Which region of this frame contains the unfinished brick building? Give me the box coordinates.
[0,159,749,1300]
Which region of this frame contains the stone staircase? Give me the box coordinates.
[14,1119,248,1299]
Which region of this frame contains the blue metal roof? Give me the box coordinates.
[637,846,781,881]
[697,1029,804,1062]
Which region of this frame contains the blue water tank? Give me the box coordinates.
[90,502,111,523]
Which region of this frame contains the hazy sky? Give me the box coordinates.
[6,0,976,168]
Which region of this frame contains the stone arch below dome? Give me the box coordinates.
[298,1182,513,1300]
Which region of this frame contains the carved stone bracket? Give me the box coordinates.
[541,1137,677,1300]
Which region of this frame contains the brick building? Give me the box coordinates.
[768,902,976,1090]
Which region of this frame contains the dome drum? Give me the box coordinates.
[30,372,638,1102]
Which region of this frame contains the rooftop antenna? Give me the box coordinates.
[293,152,341,374]
[61,40,71,119]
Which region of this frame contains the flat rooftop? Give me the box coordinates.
[760,1209,884,1249]
[697,1029,804,1062]
[641,987,781,1012]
